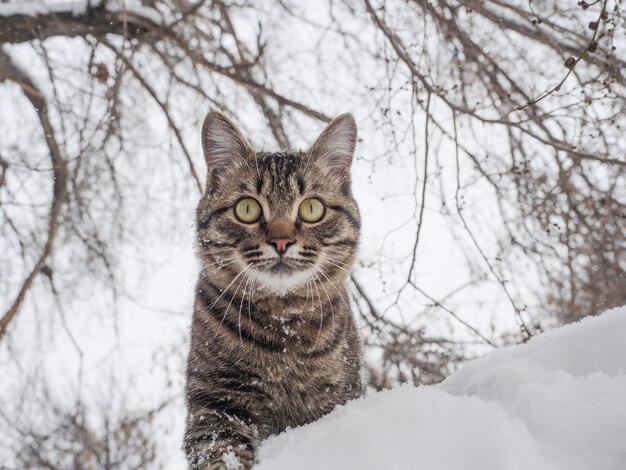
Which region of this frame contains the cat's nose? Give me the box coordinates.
[266,218,296,255]
[267,237,294,255]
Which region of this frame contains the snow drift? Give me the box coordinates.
[255,306,626,470]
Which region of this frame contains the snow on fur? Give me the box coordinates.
[255,306,626,470]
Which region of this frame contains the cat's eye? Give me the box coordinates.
[298,198,325,223]
[234,197,262,223]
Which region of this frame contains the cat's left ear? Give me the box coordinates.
[201,111,253,186]
[309,113,357,174]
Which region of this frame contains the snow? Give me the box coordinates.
[255,306,626,470]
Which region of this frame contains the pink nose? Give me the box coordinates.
[268,237,294,255]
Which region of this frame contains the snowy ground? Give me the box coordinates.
[255,306,626,470]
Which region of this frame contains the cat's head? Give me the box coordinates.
[196,112,360,295]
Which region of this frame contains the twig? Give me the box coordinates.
[517,0,609,110]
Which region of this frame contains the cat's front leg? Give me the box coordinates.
[184,408,257,470]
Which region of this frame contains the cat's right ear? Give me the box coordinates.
[201,112,253,184]
[309,113,357,176]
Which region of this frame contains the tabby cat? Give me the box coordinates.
[184,112,363,469]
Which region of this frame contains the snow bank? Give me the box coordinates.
[255,306,626,470]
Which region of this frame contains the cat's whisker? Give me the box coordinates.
[238,273,253,346]
[202,258,246,279]
[303,274,311,307]
[205,263,241,278]
[315,252,352,269]
[211,265,251,340]
[204,260,242,279]
[312,270,336,335]
[206,264,248,310]
[304,260,347,309]
[217,266,251,342]
[202,255,240,271]
[247,275,254,332]
[320,265,348,292]
[304,275,317,326]
[310,274,325,350]
[316,254,353,275]
[313,264,348,305]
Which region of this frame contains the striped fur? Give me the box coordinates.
[184,113,363,469]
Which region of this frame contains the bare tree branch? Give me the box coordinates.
[0,47,68,342]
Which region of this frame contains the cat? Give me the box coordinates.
[184,111,363,469]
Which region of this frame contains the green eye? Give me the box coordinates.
[234,197,262,223]
[298,197,325,223]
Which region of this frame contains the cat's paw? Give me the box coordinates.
[203,446,254,470]
[221,446,254,470]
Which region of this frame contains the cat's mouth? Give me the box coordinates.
[268,259,294,273]
[250,258,313,295]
